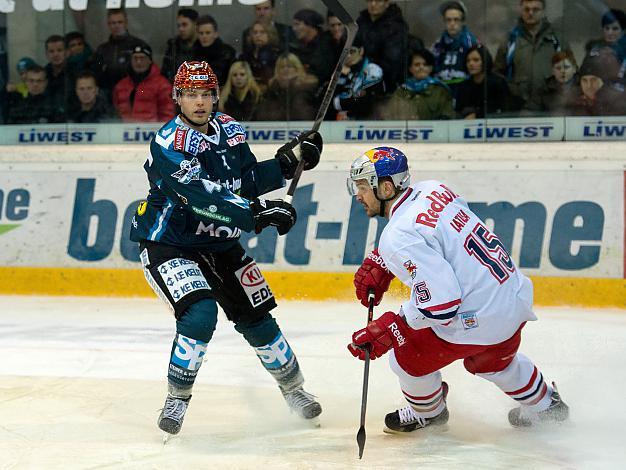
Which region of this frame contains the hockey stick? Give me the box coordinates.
[356,289,375,459]
[283,0,358,204]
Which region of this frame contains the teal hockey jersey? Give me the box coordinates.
[130,113,285,249]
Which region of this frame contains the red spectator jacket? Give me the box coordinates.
[113,63,174,122]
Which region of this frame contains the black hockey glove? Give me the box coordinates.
[275,131,323,179]
[251,198,297,235]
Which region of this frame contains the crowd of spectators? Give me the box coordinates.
[3,0,626,125]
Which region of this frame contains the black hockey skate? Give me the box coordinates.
[384,382,449,434]
[508,382,569,428]
[281,387,322,420]
[158,394,191,435]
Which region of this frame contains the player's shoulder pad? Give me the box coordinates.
[215,112,247,147]
[154,120,178,150]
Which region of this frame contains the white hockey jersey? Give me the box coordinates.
[378,180,537,345]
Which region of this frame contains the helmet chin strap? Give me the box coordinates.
[180,112,209,128]
[373,187,399,217]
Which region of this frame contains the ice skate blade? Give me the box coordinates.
[307,416,321,428]
[383,423,449,435]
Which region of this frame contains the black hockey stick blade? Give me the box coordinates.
[285,0,358,203]
[356,289,376,459]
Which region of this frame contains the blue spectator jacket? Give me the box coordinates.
[130,113,285,250]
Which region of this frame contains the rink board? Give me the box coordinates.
[0,143,624,307]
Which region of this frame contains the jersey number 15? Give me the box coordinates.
[464,223,515,284]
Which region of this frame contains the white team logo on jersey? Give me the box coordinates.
[172,157,201,184]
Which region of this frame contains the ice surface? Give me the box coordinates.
[1,295,624,469]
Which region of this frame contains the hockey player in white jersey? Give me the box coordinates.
[346,146,569,432]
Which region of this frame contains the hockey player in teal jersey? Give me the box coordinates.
[130,61,323,437]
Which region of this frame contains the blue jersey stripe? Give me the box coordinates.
[148,200,174,241]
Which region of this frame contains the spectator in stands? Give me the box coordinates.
[431,1,479,98]
[332,35,385,120]
[65,32,93,79]
[92,8,149,98]
[67,71,116,123]
[193,15,236,86]
[241,0,294,55]
[325,10,347,65]
[382,49,454,120]
[494,0,570,109]
[290,9,334,85]
[525,50,578,116]
[585,9,626,63]
[240,20,280,88]
[8,65,60,124]
[162,8,199,82]
[568,47,626,116]
[113,45,174,122]
[256,53,318,120]
[455,44,511,119]
[356,0,417,93]
[219,61,262,121]
[6,57,36,97]
[44,35,69,110]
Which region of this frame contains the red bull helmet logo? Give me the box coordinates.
[365,148,395,163]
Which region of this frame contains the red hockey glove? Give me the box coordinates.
[354,249,395,307]
[348,311,406,361]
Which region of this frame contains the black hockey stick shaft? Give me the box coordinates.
[284,0,358,204]
[356,289,375,459]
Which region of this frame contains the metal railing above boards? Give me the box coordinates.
[1,116,625,146]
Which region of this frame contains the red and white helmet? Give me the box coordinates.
[172,61,219,102]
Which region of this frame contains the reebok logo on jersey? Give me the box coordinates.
[415,184,459,229]
[389,322,406,346]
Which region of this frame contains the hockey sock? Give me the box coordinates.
[165,299,218,391]
[167,333,208,392]
[390,352,446,418]
[477,353,553,413]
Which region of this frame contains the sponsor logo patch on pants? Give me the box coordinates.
[158,258,210,302]
[235,261,274,307]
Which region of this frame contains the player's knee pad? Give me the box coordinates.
[176,298,218,343]
[234,312,279,347]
